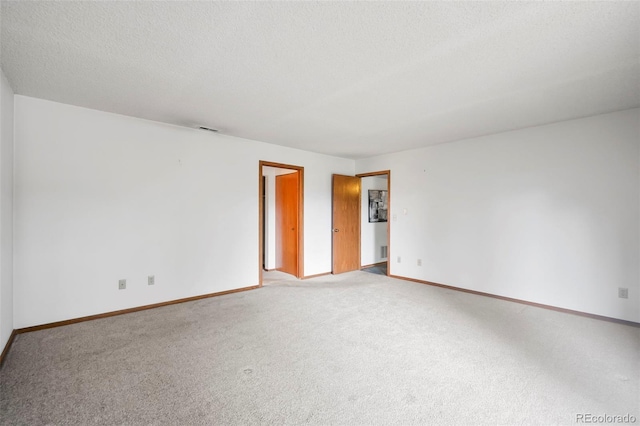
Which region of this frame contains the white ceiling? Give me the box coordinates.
[1,1,639,159]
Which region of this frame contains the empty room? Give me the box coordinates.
[0,1,639,425]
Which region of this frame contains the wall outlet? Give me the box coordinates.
[397,256,401,263]
[148,275,155,286]
[118,279,126,290]
[618,288,628,299]
[417,259,422,266]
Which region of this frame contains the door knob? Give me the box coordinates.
[332,228,339,232]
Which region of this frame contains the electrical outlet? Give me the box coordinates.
[148,275,155,286]
[417,259,422,266]
[618,288,628,299]
[118,279,126,290]
[397,256,401,263]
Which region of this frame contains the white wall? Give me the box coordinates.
[0,69,14,350]
[13,96,354,328]
[361,176,388,266]
[10,96,639,327]
[262,167,296,271]
[356,109,640,322]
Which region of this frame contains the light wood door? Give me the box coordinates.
[332,174,361,274]
[276,172,299,276]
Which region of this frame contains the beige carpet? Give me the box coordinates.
[1,271,638,425]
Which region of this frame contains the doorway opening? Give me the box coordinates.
[259,161,304,286]
[331,171,390,276]
[358,171,390,277]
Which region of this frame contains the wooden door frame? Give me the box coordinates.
[259,161,304,286]
[356,170,391,277]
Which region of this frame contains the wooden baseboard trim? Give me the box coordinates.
[302,272,331,280]
[389,274,640,328]
[15,285,260,335]
[361,262,387,269]
[0,329,17,368]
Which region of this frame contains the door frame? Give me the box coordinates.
[356,170,391,277]
[259,161,304,285]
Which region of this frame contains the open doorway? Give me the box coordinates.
[359,173,389,276]
[259,161,304,286]
[330,171,390,276]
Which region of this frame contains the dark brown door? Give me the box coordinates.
[276,172,299,276]
[332,174,361,274]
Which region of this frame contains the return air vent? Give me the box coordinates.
[198,126,219,132]
[380,245,388,259]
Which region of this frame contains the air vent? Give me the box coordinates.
[380,245,388,259]
[198,126,219,132]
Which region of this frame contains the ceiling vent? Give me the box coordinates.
[198,126,219,133]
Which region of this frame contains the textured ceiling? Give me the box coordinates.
[1,1,639,159]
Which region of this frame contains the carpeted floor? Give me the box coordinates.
[1,271,638,425]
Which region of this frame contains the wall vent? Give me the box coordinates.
[380,245,388,259]
[198,126,219,132]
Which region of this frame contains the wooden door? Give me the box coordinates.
[276,172,299,276]
[332,174,361,274]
